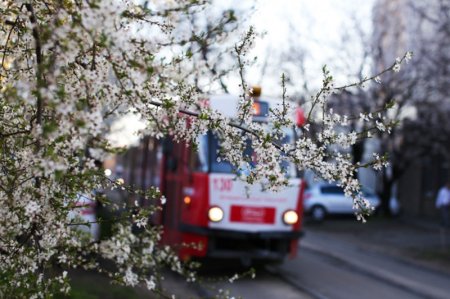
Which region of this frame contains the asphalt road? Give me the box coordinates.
[292,231,450,299]
[277,247,433,299]
[160,219,450,299]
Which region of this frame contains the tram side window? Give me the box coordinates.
[190,135,209,173]
[208,132,234,173]
[162,137,178,172]
[192,134,212,173]
[148,139,162,188]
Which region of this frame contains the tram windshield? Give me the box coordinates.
[197,129,297,178]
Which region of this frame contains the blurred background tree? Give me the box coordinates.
[371,0,450,216]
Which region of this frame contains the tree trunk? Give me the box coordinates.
[379,168,393,217]
[352,140,365,179]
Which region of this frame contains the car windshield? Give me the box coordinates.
[319,185,376,197]
[320,185,345,195]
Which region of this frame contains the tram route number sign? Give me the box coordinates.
[212,177,233,192]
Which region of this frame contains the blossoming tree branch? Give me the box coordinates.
[0,0,410,297]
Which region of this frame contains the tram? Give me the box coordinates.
[108,89,306,264]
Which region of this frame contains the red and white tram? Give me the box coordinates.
[109,91,305,264]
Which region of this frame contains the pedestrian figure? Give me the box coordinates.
[435,181,450,228]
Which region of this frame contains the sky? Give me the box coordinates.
[223,0,376,95]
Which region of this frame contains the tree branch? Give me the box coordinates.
[25,3,44,127]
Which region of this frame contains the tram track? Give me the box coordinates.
[183,263,324,299]
[299,241,447,299]
[263,264,329,299]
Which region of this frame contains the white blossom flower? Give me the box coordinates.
[145,277,156,290]
[405,51,413,62]
[124,267,139,287]
[376,120,386,132]
[25,201,41,217]
[374,76,381,84]
[229,274,239,283]
[135,217,147,228]
[393,58,401,72]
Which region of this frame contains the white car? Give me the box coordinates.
[304,183,381,221]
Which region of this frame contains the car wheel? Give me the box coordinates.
[311,205,326,222]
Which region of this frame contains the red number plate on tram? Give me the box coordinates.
[230,206,275,224]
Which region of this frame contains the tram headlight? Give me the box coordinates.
[208,206,224,222]
[282,210,299,225]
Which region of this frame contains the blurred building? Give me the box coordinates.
[372,0,450,217]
